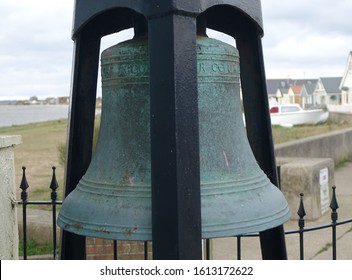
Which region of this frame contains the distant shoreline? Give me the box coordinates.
[0,104,69,128]
[0,104,101,128]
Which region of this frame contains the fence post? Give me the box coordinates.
[330,186,339,260]
[0,135,22,259]
[297,193,306,260]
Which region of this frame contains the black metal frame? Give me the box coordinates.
[17,169,351,260]
[61,0,286,260]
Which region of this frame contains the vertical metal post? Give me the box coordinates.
[50,167,59,259]
[237,23,288,260]
[330,186,339,260]
[60,28,101,260]
[149,12,202,260]
[206,239,211,260]
[237,236,242,260]
[113,241,118,260]
[144,242,148,260]
[20,167,29,260]
[297,193,306,260]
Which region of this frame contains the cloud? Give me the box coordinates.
[261,0,352,78]
[0,1,73,100]
[0,1,351,100]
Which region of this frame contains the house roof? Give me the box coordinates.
[291,79,318,86]
[266,79,291,95]
[320,77,342,94]
[304,83,317,95]
[290,85,303,95]
[266,78,318,96]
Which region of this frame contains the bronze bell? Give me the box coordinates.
[58,31,290,240]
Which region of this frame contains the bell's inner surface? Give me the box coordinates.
[57,34,290,240]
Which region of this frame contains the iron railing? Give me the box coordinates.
[216,186,352,260]
[17,167,62,260]
[17,168,351,260]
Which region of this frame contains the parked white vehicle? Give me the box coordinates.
[269,104,329,127]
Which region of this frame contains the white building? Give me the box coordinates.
[340,51,352,105]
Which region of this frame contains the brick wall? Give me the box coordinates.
[86,238,152,260]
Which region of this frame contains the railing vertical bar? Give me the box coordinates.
[22,198,27,260]
[144,241,148,260]
[206,239,210,260]
[297,193,306,260]
[52,203,57,259]
[20,167,29,260]
[332,224,337,260]
[237,236,242,260]
[50,167,59,260]
[330,186,339,260]
[113,241,118,260]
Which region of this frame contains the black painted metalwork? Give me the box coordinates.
[330,186,339,260]
[17,167,62,260]
[19,167,29,260]
[297,193,306,260]
[144,242,149,260]
[113,241,118,260]
[149,12,202,260]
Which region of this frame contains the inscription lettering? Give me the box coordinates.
[198,62,206,73]
[197,61,239,75]
[114,64,148,76]
[103,61,239,79]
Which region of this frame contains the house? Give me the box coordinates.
[303,82,317,108]
[58,96,70,104]
[276,87,290,104]
[266,79,318,107]
[266,79,291,105]
[313,77,342,106]
[287,85,305,107]
[340,51,352,105]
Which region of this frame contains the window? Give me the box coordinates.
[281,106,300,113]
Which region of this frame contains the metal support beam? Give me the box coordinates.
[149,13,202,260]
[237,23,288,260]
[60,29,101,260]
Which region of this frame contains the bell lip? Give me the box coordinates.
[201,207,291,239]
[57,213,152,242]
[58,205,291,241]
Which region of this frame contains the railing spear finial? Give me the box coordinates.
[50,166,59,201]
[297,192,306,228]
[20,166,29,202]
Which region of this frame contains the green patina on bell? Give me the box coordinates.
[58,34,290,240]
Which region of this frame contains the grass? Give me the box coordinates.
[335,157,352,169]
[310,226,352,259]
[18,239,54,257]
[0,119,68,202]
[271,122,352,144]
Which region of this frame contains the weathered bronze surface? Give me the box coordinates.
[58,35,290,240]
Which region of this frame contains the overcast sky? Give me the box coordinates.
[1,0,352,100]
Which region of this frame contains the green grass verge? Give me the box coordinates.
[18,239,54,257]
